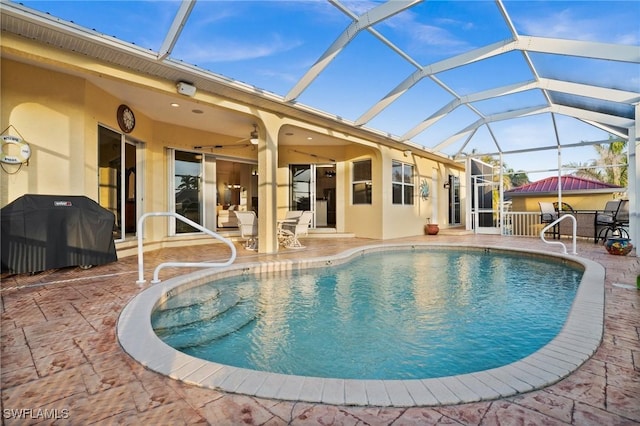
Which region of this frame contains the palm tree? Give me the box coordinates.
[564,138,627,187]
[477,155,529,190]
[506,168,530,188]
[177,175,199,191]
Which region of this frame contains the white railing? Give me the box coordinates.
[540,214,577,255]
[502,212,540,236]
[136,212,237,284]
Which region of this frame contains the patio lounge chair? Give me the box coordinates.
[234,211,258,250]
[280,210,313,248]
[539,202,559,239]
[594,200,629,243]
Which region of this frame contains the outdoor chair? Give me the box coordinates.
[280,210,313,248]
[594,200,629,243]
[539,202,559,239]
[552,201,575,214]
[234,211,258,250]
[284,210,303,221]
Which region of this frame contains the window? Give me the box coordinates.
[352,160,372,204]
[392,161,414,205]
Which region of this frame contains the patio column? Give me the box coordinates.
[256,116,281,254]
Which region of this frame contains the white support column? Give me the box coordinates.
[499,153,504,233]
[552,113,562,208]
[557,147,562,208]
[628,104,638,255]
[256,118,280,254]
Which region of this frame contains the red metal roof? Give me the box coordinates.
[506,176,624,194]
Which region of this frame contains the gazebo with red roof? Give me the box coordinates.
[505,176,626,213]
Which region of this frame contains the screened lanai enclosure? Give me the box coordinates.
[1,0,638,244]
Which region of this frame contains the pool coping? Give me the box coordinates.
[116,243,605,407]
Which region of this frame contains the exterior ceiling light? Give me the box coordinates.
[250,124,259,145]
[176,81,196,97]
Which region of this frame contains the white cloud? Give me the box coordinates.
[178,34,302,63]
[520,9,598,41]
[382,8,473,55]
[517,7,638,45]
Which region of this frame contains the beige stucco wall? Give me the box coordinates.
[1,60,87,204]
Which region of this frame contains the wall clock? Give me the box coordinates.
[117,104,135,133]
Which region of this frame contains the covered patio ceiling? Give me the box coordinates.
[1,0,639,177]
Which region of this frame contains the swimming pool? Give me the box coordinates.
[151,250,582,380]
[118,243,605,406]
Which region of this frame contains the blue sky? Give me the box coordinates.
[18,0,640,181]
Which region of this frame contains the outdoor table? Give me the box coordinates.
[557,210,598,240]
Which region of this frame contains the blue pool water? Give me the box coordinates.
[152,249,583,380]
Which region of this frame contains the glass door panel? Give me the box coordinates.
[448,175,461,225]
[98,125,140,240]
[290,165,312,212]
[124,141,137,235]
[315,165,336,227]
[174,151,202,233]
[290,164,336,228]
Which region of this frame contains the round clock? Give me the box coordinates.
[117,104,135,133]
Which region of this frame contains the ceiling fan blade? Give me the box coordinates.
[194,136,252,150]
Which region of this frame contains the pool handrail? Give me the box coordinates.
[136,212,237,284]
[540,214,577,255]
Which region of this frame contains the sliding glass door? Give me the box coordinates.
[169,149,257,234]
[98,125,143,241]
[290,164,336,228]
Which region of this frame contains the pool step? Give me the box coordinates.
[156,288,221,311]
[158,299,260,349]
[152,290,240,330]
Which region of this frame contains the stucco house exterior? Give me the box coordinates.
[1,25,465,256]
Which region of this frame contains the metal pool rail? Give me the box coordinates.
[541,214,577,255]
[136,212,237,284]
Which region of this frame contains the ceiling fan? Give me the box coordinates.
[194,124,258,151]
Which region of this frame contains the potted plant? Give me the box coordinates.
[604,237,633,256]
[425,218,439,235]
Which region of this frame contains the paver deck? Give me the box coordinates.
[1,234,639,425]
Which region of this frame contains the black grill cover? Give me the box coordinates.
[1,195,117,274]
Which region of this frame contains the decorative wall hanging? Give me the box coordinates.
[419,179,430,200]
[117,104,135,133]
[1,125,31,174]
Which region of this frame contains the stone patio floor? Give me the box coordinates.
[1,234,638,425]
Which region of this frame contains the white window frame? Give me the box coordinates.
[352,159,372,205]
[392,160,414,205]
